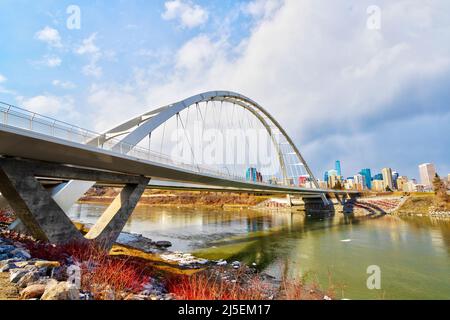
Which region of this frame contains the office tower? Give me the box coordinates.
[373,173,383,181]
[392,171,399,189]
[372,180,385,192]
[335,160,342,177]
[359,168,372,189]
[418,163,436,189]
[396,176,408,191]
[354,174,365,191]
[324,171,329,183]
[382,168,394,190]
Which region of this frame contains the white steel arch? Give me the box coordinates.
[54,91,325,212]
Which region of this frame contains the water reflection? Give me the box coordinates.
[69,204,450,299]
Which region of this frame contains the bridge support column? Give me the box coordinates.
[0,158,149,250]
[84,182,148,248]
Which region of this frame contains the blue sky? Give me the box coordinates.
[0,0,449,180]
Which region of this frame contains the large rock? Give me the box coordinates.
[34,261,60,269]
[155,241,172,248]
[17,271,40,288]
[20,284,46,300]
[41,281,80,300]
[9,268,28,283]
[10,248,31,260]
[0,245,15,254]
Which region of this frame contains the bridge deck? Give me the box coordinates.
[0,124,356,195]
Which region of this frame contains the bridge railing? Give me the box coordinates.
[0,101,254,184]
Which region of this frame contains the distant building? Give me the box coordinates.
[392,171,399,190]
[324,171,329,183]
[418,163,436,189]
[285,178,295,186]
[318,180,328,189]
[335,160,342,177]
[359,168,372,189]
[373,173,383,181]
[403,181,416,192]
[396,176,408,191]
[372,180,385,192]
[354,174,365,191]
[298,175,310,186]
[415,184,425,192]
[344,178,354,190]
[382,168,394,190]
[246,168,263,183]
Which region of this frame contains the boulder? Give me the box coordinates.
[11,249,31,260]
[155,241,172,248]
[20,284,46,300]
[0,253,10,261]
[0,245,15,254]
[17,271,40,288]
[34,261,61,269]
[41,281,80,300]
[9,268,29,283]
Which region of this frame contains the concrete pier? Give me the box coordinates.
[0,157,149,249]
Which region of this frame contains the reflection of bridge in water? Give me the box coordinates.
[0,91,358,249]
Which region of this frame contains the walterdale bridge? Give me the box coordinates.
[0,91,357,249]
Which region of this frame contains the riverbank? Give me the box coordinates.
[79,188,270,209]
[391,193,450,218]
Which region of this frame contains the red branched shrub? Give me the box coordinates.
[80,258,147,298]
[166,272,270,300]
[0,209,15,224]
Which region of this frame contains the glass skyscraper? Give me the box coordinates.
[359,168,372,189]
[335,160,342,176]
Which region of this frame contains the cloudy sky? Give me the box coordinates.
[0,0,449,180]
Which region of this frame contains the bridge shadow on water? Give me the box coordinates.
[196,196,388,272]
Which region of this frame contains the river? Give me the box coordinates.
[69,204,450,300]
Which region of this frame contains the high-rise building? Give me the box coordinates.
[359,168,372,189]
[382,168,394,190]
[372,180,385,192]
[335,160,342,177]
[324,171,329,183]
[373,173,383,181]
[396,176,408,191]
[418,163,436,189]
[354,174,365,191]
[403,181,415,192]
[392,171,399,190]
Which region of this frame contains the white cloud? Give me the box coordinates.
[76,33,102,78]
[35,26,62,48]
[0,73,15,95]
[30,55,62,68]
[76,33,100,55]
[162,0,209,28]
[43,55,62,67]
[87,84,143,131]
[16,94,77,119]
[243,0,284,19]
[52,80,76,89]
